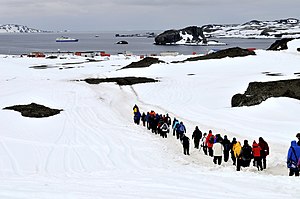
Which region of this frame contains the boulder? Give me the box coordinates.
[231,79,300,107]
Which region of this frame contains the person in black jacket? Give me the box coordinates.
[237,140,253,171]
[222,135,231,162]
[192,126,202,149]
[181,135,190,155]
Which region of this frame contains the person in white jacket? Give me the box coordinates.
[212,138,224,165]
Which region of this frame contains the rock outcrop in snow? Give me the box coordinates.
[231,79,300,107]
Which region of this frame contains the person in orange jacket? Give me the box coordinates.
[252,141,263,171]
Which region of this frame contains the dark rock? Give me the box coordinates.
[83,76,158,86]
[3,103,63,118]
[267,38,294,50]
[155,26,206,45]
[116,40,128,44]
[120,57,164,70]
[231,79,300,107]
[174,47,255,63]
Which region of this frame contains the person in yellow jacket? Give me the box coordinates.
[233,141,242,159]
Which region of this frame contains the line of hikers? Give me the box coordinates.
[198,129,269,171]
[133,104,300,175]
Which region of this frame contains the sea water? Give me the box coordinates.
[0,31,278,55]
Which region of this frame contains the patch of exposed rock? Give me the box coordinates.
[231,79,300,107]
[267,38,294,50]
[173,47,255,63]
[83,77,158,86]
[120,57,164,70]
[3,103,63,118]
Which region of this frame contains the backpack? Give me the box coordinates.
[162,124,168,131]
[179,125,185,132]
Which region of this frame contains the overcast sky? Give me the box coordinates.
[0,0,299,31]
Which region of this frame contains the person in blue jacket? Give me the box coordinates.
[287,140,300,176]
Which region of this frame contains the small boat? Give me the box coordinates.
[56,36,79,42]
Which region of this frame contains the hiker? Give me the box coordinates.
[141,112,146,127]
[252,140,263,171]
[212,137,223,165]
[172,118,179,137]
[200,133,208,155]
[258,137,269,169]
[222,135,231,162]
[230,137,237,165]
[192,126,202,149]
[165,113,172,126]
[237,140,253,171]
[177,122,186,140]
[287,140,300,176]
[206,130,214,157]
[296,133,300,146]
[146,112,150,129]
[181,135,190,155]
[160,122,169,138]
[133,111,141,125]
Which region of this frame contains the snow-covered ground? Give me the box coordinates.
[0,40,300,198]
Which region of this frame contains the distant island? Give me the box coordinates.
[0,24,52,33]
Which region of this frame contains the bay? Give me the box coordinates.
[0,31,277,55]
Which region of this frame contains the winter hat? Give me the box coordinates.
[244,140,248,145]
[296,133,300,138]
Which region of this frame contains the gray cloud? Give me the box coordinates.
[0,0,299,31]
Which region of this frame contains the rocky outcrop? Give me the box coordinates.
[231,79,300,107]
[3,103,63,118]
[173,47,255,63]
[120,57,165,70]
[155,26,206,45]
[267,38,294,50]
[82,77,158,86]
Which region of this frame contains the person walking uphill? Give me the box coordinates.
[213,137,224,165]
[258,137,269,169]
[192,126,202,149]
[252,141,263,171]
[287,140,300,176]
[206,130,214,157]
[236,140,253,171]
[181,135,190,155]
[222,135,231,162]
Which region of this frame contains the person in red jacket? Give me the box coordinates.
[258,137,269,169]
[252,141,263,171]
[205,130,214,157]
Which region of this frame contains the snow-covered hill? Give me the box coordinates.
[0,24,50,33]
[0,40,300,198]
[203,18,300,39]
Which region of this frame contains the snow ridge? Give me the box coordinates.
[0,24,51,33]
[203,18,300,39]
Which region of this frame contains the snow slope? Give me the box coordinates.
[0,40,300,198]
